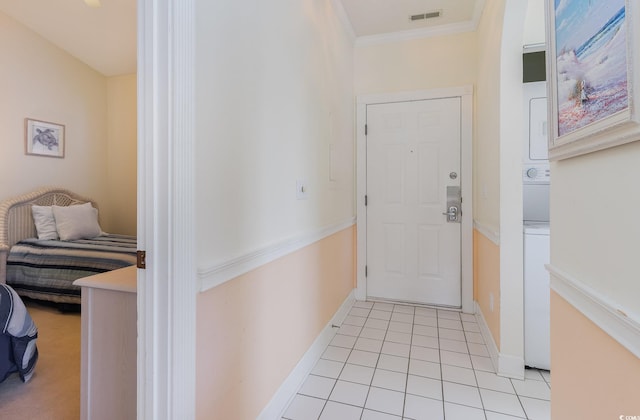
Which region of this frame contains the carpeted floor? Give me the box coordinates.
[0,300,81,420]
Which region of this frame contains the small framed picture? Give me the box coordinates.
[25,118,65,158]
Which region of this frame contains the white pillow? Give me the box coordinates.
[52,202,102,241]
[31,205,59,240]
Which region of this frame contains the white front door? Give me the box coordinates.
[366,97,462,307]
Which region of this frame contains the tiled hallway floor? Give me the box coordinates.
[282,301,550,420]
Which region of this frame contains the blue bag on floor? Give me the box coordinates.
[0,284,39,383]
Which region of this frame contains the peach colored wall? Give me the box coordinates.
[106,74,137,236]
[474,230,501,348]
[473,232,479,303]
[352,225,357,288]
[551,292,640,418]
[195,227,355,420]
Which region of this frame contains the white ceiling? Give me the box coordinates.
[0,0,483,77]
[0,0,136,77]
[341,0,482,38]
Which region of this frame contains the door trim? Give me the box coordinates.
[138,0,197,418]
[356,86,474,313]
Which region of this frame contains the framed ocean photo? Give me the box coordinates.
[546,0,640,160]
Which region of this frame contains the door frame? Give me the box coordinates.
[355,86,474,313]
[138,0,197,418]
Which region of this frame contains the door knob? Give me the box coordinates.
[444,186,462,223]
[442,206,458,221]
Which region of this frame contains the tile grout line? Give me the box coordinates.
[318,302,371,420]
[357,303,381,420]
[458,314,487,420]
[401,304,415,420]
[436,311,447,420]
[462,313,489,420]
[510,373,533,420]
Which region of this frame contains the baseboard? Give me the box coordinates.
[548,264,640,360]
[257,290,355,420]
[474,301,524,379]
[497,354,525,380]
[474,301,499,373]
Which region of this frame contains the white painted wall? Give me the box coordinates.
[474,0,504,234]
[106,74,137,236]
[523,0,546,46]
[0,11,111,225]
[498,0,527,372]
[0,13,108,201]
[354,31,477,96]
[475,0,528,377]
[551,141,640,322]
[194,0,355,267]
[548,5,640,413]
[0,11,137,234]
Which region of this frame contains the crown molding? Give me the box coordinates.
[331,0,356,42]
[356,20,476,47]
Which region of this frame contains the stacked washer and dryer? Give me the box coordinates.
[523,80,551,371]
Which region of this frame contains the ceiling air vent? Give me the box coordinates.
[410,10,442,21]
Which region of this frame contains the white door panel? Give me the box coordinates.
[366,98,461,307]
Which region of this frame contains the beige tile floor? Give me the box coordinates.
[282,301,550,420]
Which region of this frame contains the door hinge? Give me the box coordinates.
[365,265,368,277]
[365,124,368,135]
[365,195,368,206]
[136,250,146,269]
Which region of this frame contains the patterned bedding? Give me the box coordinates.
[5,234,137,304]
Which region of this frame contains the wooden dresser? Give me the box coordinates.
[74,266,137,420]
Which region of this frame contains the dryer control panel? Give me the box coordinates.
[523,164,550,184]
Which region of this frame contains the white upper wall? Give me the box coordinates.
[354,31,477,96]
[0,11,137,234]
[0,11,110,224]
[474,0,504,232]
[194,0,355,266]
[106,74,137,236]
[475,0,536,236]
[551,140,640,322]
[523,0,546,46]
[498,0,528,364]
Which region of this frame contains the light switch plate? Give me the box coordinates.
[296,179,309,200]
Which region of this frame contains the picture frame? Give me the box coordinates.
[546,0,640,160]
[25,118,65,158]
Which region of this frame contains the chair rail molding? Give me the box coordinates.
[548,264,640,360]
[198,218,356,292]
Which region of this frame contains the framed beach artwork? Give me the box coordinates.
[25,118,65,158]
[546,0,640,160]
